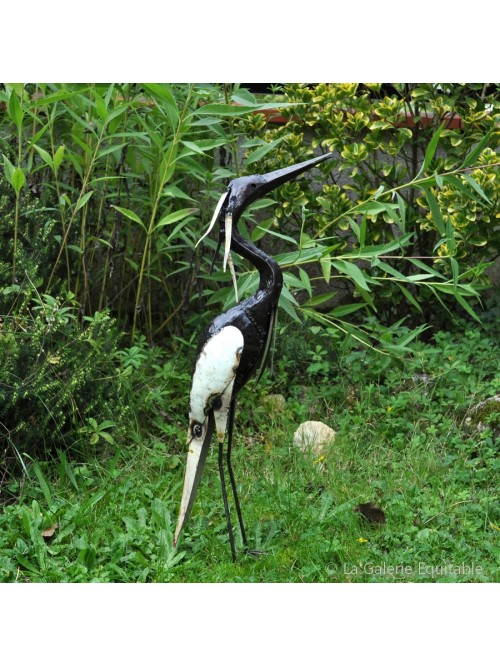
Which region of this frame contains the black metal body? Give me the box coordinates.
[197,229,283,396]
[175,152,334,561]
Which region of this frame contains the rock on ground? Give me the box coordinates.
[465,395,500,439]
[293,420,336,459]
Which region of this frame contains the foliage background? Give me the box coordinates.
[0,83,498,583]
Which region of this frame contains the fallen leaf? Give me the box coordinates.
[354,502,386,525]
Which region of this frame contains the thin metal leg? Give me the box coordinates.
[226,398,249,550]
[218,440,237,562]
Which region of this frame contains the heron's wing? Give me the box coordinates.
[253,305,278,386]
[189,325,244,421]
[174,325,244,546]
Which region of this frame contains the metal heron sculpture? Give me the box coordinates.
[174,152,334,560]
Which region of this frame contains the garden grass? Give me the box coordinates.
[1,322,498,583]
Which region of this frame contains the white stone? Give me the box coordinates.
[293,420,336,459]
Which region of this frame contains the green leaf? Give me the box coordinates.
[107,104,128,124]
[33,463,52,506]
[188,138,227,151]
[450,257,459,290]
[97,143,128,160]
[275,246,323,267]
[454,293,482,324]
[421,123,445,174]
[194,102,297,117]
[330,303,366,317]
[409,258,446,279]
[58,450,79,492]
[158,143,178,187]
[155,207,197,230]
[395,193,406,234]
[181,140,207,155]
[280,283,299,306]
[348,217,360,242]
[359,214,367,246]
[33,144,54,170]
[302,292,336,307]
[245,137,286,165]
[332,259,371,292]
[355,200,401,226]
[374,260,406,280]
[53,145,65,173]
[298,268,312,297]
[255,225,297,245]
[396,326,428,348]
[12,167,25,195]
[461,130,493,168]
[99,432,115,445]
[442,174,483,205]
[423,187,445,235]
[8,90,24,130]
[320,256,331,284]
[75,190,94,212]
[93,92,109,121]
[444,216,456,254]
[461,174,491,204]
[166,218,191,242]
[231,89,257,105]
[28,87,90,107]
[356,201,398,215]
[341,234,413,259]
[163,184,195,201]
[142,83,179,130]
[2,154,15,186]
[104,83,115,108]
[398,284,423,313]
[405,273,435,282]
[112,205,147,231]
[278,291,301,323]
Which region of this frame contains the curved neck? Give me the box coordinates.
[231,229,283,298]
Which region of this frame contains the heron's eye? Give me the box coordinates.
[191,422,203,439]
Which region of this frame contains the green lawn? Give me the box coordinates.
[1,319,498,583]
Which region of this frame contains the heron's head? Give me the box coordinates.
[198,152,334,273]
[225,151,334,224]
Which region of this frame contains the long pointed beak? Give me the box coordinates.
[174,414,214,546]
[256,151,334,193]
[226,151,334,220]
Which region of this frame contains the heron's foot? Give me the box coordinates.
[244,548,266,558]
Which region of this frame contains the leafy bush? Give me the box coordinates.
[0,294,126,493]
[0,172,127,497]
[0,83,296,342]
[234,83,499,330]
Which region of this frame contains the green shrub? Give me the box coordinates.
[0,172,127,496]
[0,295,126,491]
[0,83,299,342]
[235,83,499,328]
